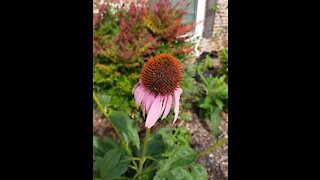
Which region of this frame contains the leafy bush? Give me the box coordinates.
[194,52,228,141]
[198,75,228,141]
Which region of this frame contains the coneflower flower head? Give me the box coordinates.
[133,54,183,128]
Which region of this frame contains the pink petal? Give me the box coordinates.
[142,100,146,118]
[173,88,183,124]
[159,95,167,117]
[145,92,156,114]
[145,95,164,128]
[162,94,172,120]
[134,85,145,108]
[141,92,156,118]
[132,79,142,94]
[132,82,139,94]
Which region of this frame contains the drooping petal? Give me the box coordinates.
[142,99,146,118]
[159,95,167,117]
[162,94,172,120]
[145,92,156,114]
[134,85,145,108]
[132,82,139,94]
[141,92,156,118]
[145,95,164,128]
[173,87,183,124]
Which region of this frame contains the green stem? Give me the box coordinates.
[93,91,138,170]
[138,128,151,175]
[196,138,228,158]
[141,165,158,174]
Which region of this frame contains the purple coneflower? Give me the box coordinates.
[133,54,183,128]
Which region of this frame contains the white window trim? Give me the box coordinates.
[192,0,206,57]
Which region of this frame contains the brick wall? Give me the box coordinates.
[200,0,228,52]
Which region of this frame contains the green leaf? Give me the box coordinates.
[190,164,208,180]
[169,154,195,169]
[94,157,103,178]
[155,167,193,180]
[153,164,207,180]
[154,128,175,147]
[146,139,168,159]
[211,3,218,12]
[204,55,213,69]
[98,94,112,108]
[155,146,196,178]
[199,97,212,109]
[93,136,120,157]
[109,111,140,149]
[214,99,224,110]
[210,107,221,141]
[99,148,130,180]
[174,128,192,146]
[106,155,130,179]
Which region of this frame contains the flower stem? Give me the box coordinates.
[138,128,151,175]
[196,138,228,158]
[93,91,138,170]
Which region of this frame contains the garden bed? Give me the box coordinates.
[93,109,228,179]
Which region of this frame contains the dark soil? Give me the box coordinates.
[183,111,228,180]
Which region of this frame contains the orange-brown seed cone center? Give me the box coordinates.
[140,54,182,95]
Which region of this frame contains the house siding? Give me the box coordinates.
[199,0,228,52]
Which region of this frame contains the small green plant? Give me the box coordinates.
[199,75,228,141]
[217,47,228,83]
[196,60,228,141]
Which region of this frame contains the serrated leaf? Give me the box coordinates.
[154,164,207,180]
[155,167,193,180]
[93,136,120,157]
[109,111,140,149]
[105,155,130,179]
[155,146,196,178]
[190,164,208,180]
[99,148,130,180]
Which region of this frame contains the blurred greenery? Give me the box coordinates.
[93,0,197,123]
